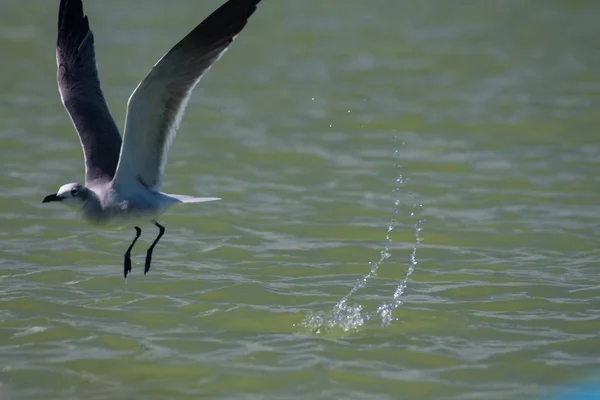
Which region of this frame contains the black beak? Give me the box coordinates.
[42,194,63,203]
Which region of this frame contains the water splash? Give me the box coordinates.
[303,139,425,332]
[376,215,425,326]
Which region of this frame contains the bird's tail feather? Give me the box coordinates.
[169,194,221,204]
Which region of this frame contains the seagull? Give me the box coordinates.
[42,0,263,278]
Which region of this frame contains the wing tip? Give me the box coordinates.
[57,0,91,48]
[189,0,264,45]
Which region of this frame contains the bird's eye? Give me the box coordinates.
[70,188,79,196]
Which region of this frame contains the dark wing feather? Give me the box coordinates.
[57,0,122,184]
[114,0,262,191]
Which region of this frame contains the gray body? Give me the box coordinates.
[72,182,180,227]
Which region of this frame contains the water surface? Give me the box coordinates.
[1,1,599,399]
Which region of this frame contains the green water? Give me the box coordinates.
[1,1,600,399]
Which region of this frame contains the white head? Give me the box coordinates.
[42,182,90,207]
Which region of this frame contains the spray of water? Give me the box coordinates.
[304,139,425,332]
[376,216,425,326]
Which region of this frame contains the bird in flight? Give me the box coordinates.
[43,0,263,278]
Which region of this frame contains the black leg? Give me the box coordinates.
[124,226,142,278]
[144,220,165,275]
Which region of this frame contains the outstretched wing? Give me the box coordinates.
[113,0,262,192]
[57,0,122,184]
